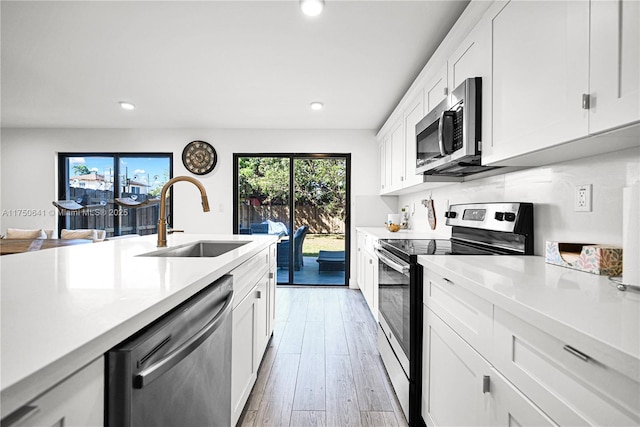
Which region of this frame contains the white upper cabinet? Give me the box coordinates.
[485,0,639,166]
[447,15,491,92]
[589,0,640,134]
[448,14,493,161]
[389,120,406,191]
[486,0,590,165]
[379,137,390,194]
[424,66,448,113]
[404,95,424,187]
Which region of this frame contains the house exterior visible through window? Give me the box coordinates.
[58,153,173,237]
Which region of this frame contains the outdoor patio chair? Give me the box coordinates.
[277,226,309,271]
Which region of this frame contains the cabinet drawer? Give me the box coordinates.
[494,307,640,426]
[230,248,269,308]
[2,357,104,427]
[423,268,493,358]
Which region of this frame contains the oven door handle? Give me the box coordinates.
[375,249,410,275]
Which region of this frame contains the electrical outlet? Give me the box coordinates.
[575,184,592,212]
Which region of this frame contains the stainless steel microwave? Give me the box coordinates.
[415,77,490,177]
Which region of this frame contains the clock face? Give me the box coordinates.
[182,140,217,175]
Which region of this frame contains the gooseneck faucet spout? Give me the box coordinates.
[157,176,210,247]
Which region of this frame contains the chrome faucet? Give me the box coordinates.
[157,176,210,247]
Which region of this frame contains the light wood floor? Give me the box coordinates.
[238,286,408,427]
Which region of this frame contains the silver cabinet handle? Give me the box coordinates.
[483,375,491,393]
[256,290,262,299]
[1,405,39,427]
[268,272,274,279]
[134,291,234,388]
[442,277,454,285]
[582,94,590,109]
[563,345,591,362]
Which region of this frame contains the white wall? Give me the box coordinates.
[0,128,380,286]
[398,147,640,255]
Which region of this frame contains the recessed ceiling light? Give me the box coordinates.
[310,101,324,111]
[300,0,324,17]
[119,101,135,110]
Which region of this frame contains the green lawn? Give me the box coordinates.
[302,234,345,257]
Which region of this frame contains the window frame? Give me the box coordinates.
[57,152,173,237]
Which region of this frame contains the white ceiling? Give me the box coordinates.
[1,1,469,130]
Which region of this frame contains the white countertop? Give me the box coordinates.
[0,233,277,418]
[357,227,445,240]
[418,255,640,364]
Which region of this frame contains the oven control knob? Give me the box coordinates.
[504,212,516,222]
[445,211,457,219]
[494,212,504,221]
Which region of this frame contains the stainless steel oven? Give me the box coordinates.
[375,245,413,422]
[376,202,534,427]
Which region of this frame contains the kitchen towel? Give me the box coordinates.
[622,182,640,286]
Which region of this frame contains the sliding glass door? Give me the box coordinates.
[233,154,350,286]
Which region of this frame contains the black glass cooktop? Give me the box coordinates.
[379,238,500,261]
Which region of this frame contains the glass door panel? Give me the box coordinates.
[236,156,291,283]
[234,154,348,286]
[293,157,346,285]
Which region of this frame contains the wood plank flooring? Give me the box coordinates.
[239,287,408,427]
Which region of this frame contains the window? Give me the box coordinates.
[58,153,172,237]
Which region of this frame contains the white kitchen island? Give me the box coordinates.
[0,233,277,423]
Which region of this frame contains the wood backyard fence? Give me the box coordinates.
[239,205,344,234]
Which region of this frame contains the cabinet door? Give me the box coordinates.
[255,274,270,361]
[590,0,640,133]
[488,368,556,427]
[379,138,390,194]
[447,14,493,163]
[404,96,425,187]
[487,0,589,164]
[424,66,448,113]
[363,252,376,318]
[356,231,365,289]
[4,358,104,427]
[390,121,405,190]
[422,308,490,427]
[268,243,277,335]
[231,290,258,425]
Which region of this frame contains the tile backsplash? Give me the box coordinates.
[398,147,640,256]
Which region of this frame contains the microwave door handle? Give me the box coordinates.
[437,111,447,156]
[438,111,455,155]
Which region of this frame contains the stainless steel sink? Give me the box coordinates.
[139,241,249,258]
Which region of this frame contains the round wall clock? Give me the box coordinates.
[182,140,217,175]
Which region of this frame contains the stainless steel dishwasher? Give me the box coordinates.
[107,275,233,427]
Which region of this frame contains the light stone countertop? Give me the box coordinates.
[418,255,640,370]
[0,233,277,418]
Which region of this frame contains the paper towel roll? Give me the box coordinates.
[622,183,640,285]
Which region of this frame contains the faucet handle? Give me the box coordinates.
[167,228,184,234]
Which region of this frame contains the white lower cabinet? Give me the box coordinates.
[422,308,490,427]
[2,357,104,427]
[230,248,275,426]
[356,231,378,320]
[423,308,555,427]
[487,367,556,427]
[422,266,640,427]
[231,276,270,426]
[493,307,640,426]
